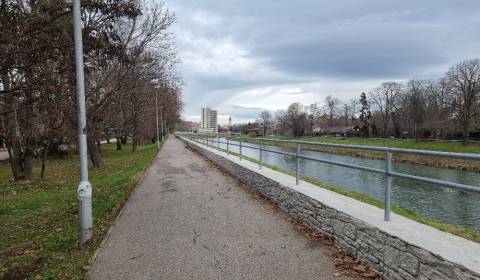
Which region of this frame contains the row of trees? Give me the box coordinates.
[258,59,480,143]
[0,0,182,180]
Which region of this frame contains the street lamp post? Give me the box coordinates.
[155,90,160,149]
[160,111,164,140]
[73,0,93,245]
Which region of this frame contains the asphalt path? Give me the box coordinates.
[89,137,355,280]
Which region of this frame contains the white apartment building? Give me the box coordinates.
[200,107,218,133]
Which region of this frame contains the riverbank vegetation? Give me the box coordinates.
[204,144,480,243]
[0,143,160,279]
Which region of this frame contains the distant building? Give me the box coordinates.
[200,107,218,133]
[321,126,361,137]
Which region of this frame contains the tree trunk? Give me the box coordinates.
[5,99,25,180]
[87,136,104,168]
[116,137,122,151]
[132,135,137,152]
[40,141,49,179]
[23,148,34,180]
[463,119,470,145]
[22,113,34,180]
[414,122,418,141]
[7,144,24,180]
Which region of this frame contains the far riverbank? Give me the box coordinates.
[236,136,480,172]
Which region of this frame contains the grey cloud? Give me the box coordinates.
[224,105,271,121]
[165,0,480,119]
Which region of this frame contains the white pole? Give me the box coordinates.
[73,0,93,246]
[155,91,160,149]
[160,111,164,140]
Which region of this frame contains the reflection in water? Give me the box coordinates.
[214,138,480,230]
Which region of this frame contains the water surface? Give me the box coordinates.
[211,138,480,230]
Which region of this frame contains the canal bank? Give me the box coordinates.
[178,134,480,280]
[239,137,480,173]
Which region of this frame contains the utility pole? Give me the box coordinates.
[160,111,164,140]
[73,0,92,245]
[155,90,160,149]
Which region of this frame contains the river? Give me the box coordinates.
[211,138,480,230]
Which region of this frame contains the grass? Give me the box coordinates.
[264,135,480,154]
[0,142,161,279]
[201,142,480,244]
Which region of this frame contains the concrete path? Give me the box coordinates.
[89,137,355,280]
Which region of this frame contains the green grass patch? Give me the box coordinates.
[199,141,480,243]
[0,142,161,279]
[263,135,480,154]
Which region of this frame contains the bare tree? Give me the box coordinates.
[307,103,320,135]
[324,95,340,126]
[0,0,182,180]
[404,80,427,140]
[342,103,352,126]
[446,58,480,144]
[370,82,402,136]
[276,103,308,137]
[349,98,359,122]
[258,111,272,136]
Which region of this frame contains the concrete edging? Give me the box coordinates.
[180,136,480,280]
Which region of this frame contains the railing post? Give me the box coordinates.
[227,138,230,156]
[259,139,263,169]
[217,135,220,149]
[385,151,392,221]
[296,143,300,185]
[239,139,243,161]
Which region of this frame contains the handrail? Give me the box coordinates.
[224,136,480,160]
[175,132,480,223]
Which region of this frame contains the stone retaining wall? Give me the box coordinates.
[182,138,480,280]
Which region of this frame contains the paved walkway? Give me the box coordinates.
[89,137,355,280]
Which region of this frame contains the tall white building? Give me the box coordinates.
[200,107,218,133]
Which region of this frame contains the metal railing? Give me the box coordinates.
[176,132,480,222]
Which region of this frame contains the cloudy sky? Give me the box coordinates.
[163,0,480,124]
